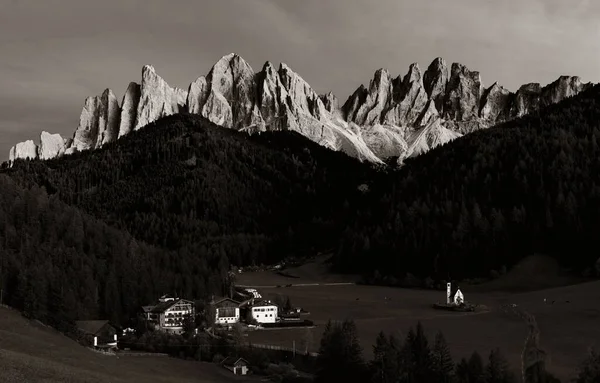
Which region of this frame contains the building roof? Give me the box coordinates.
[222,356,249,367]
[251,299,277,308]
[142,298,194,314]
[211,297,241,306]
[75,320,112,335]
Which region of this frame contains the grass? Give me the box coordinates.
[238,256,600,382]
[0,306,255,383]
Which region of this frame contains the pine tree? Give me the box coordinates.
[431,331,455,383]
[574,347,600,383]
[371,331,389,383]
[455,357,470,383]
[403,322,435,383]
[467,351,486,383]
[486,348,516,383]
[316,319,366,383]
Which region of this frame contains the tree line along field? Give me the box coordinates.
[239,266,600,383]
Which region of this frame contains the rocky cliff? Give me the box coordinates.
[7,54,592,165]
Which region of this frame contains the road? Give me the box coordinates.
[236,282,355,288]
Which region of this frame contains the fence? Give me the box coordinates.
[247,342,319,357]
[88,347,117,356]
[118,351,169,357]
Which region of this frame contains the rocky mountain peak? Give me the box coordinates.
[320,92,339,114]
[135,65,186,130]
[443,62,484,121]
[39,131,67,160]
[404,63,422,85]
[7,53,594,167]
[119,82,141,138]
[9,140,37,163]
[480,82,511,122]
[541,75,584,106]
[71,88,120,152]
[423,57,448,112]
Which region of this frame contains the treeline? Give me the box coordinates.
[132,317,600,383]
[3,114,375,267]
[5,86,600,286]
[316,320,599,383]
[335,84,600,280]
[0,175,230,327]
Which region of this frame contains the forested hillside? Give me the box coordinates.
[5,86,600,289]
[0,175,229,327]
[3,114,377,267]
[335,84,600,281]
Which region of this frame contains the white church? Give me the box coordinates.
[446,282,465,305]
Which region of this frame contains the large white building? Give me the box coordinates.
[250,301,278,324]
[141,295,195,334]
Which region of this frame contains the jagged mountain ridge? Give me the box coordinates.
[7,53,592,164]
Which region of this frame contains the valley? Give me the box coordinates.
[3,2,600,382]
[238,257,600,383]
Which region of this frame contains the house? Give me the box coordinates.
[75,320,118,350]
[222,357,249,375]
[249,300,278,324]
[211,297,241,325]
[141,294,195,334]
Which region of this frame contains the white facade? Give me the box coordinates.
[215,307,240,325]
[454,288,464,305]
[251,304,278,324]
[161,301,194,332]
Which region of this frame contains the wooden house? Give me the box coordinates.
[222,357,249,375]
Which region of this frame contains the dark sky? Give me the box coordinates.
[1,0,599,159]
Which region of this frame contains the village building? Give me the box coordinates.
[141,294,195,334]
[221,357,249,375]
[446,282,465,305]
[75,320,119,350]
[211,297,241,325]
[249,300,278,324]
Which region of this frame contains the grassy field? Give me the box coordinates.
[239,256,600,382]
[0,306,254,383]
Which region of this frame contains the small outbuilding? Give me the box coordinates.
[222,356,249,375]
[75,320,118,350]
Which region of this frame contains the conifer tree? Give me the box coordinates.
[467,351,486,383]
[574,347,600,383]
[432,331,455,383]
[486,348,516,383]
[316,319,366,383]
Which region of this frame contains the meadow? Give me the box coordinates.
[239,256,600,382]
[0,306,255,383]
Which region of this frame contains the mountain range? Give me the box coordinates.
[7,53,593,165]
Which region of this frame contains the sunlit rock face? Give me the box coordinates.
[7,54,592,166]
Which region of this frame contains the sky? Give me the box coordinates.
[1,0,599,159]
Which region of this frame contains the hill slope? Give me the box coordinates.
[0,306,246,383]
[333,84,600,281]
[0,174,228,327]
[4,113,377,267]
[6,85,600,285]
